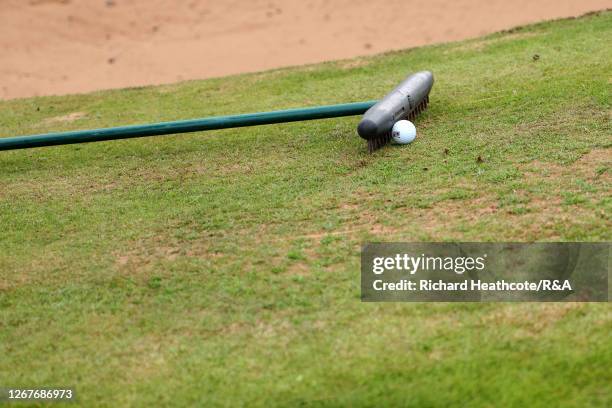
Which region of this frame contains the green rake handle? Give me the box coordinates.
[0,101,377,151]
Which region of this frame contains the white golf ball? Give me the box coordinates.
[391,120,417,144]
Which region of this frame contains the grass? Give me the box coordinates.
[1,11,611,407]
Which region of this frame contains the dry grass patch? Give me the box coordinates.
[42,112,87,125]
[482,303,586,338]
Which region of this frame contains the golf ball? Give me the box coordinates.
[391,120,417,144]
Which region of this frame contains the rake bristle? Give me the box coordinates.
[367,132,392,153]
[367,97,429,153]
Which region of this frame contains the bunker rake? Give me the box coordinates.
[0,71,433,153]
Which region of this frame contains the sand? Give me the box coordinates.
[1,0,609,100]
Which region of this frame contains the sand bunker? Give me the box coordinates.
[1,0,609,99]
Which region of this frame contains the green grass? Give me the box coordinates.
[1,11,611,407]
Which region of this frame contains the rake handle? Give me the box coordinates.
[0,101,377,151]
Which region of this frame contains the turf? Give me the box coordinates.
[1,11,611,407]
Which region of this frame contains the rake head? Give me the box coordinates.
[357,71,434,152]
